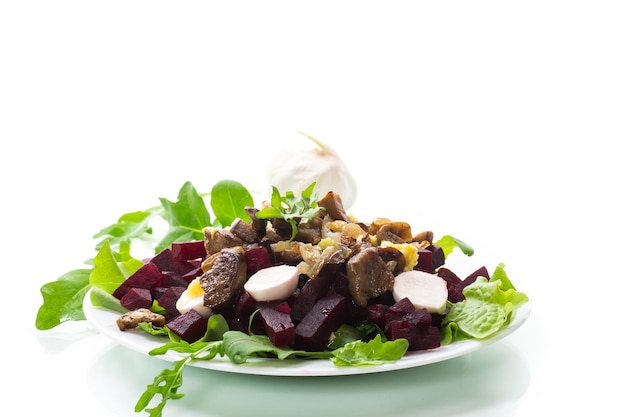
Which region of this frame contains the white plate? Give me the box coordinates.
[83,289,531,377]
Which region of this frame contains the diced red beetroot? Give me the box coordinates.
[415,247,433,272]
[386,320,441,351]
[156,286,186,317]
[464,266,490,287]
[120,288,153,310]
[438,267,465,303]
[381,297,441,351]
[113,262,163,299]
[412,326,441,350]
[171,240,206,262]
[273,301,291,315]
[258,306,295,347]
[290,273,334,323]
[295,293,347,352]
[244,246,272,273]
[166,309,208,343]
[366,304,389,326]
[429,244,445,270]
[385,301,432,330]
[159,271,189,288]
[181,267,203,283]
[150,247,198,276]
[149,248,177,272]
[386,320,420,349]
[226,290,257,332]
[151,286,169,301]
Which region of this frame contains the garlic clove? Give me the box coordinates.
[266,132,358,209]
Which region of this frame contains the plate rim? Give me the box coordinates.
[83,288,531,377]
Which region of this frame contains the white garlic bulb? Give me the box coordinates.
[266,132,358,209]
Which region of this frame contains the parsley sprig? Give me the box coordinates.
[255,181,324,240]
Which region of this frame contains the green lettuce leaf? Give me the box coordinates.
[441,263,528,343]
[331,334,409,366]
[35,268,91,330]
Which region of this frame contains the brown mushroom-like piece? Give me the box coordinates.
[200,246,247,310]
[116,308,165,331]
[318,191,349,222]
[377,246,407,275]
[203,227,244,255]
[375,221,413,244]
[230,218,259,243]
[346,246,395,307]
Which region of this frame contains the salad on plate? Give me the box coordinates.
[35,134,529,417]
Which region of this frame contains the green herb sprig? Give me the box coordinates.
[255,181,324,240]
[136,326,408,416]
[35,180,253,330]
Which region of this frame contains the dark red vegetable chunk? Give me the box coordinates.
[290,273,334,323]
[437,267,465,303]
[365,303,389,327]
[379,297,441,351]
[294,292,347,351]
[156,286,186,318]
[171,240,207,262]
[258,306,295,347]
[120,287,153,310]
[415,247,434,272]
[166,309,208,343]
[113,262,162,299]
[464,266,490,287]
[244,246,272,273]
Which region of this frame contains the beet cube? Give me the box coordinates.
[366,304,389,327]
[181,267,203,283]
[120,288,153,310]
[171,240,207,262]
[244,246,272,273]
[385,302,432,330]
[295,293,347,351]
[438,267,465,303]
[149,248,177,273]
[159,271,189,288]
[258,306,295,347]
[427,244,445,270]
[412,326,440,351]
[290,273,334,323]
[464,266,490,287]
[166,309,208,343]
[273,301,291,315]
[113,262,163,299]
[227,290,257,332]
[415,247,433,272]
[156,286,186,317]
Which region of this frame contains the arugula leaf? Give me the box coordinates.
[89,240,143,295]
[135,315,229,416]
[255,182,324,240]
[93,209,158,251]
[435,235,474,257]
[157,182,212,252]
[35,269,91,330]
[210,179,254,227]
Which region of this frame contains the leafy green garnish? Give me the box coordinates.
[136,328,408,416]
[332,334,408,366]
[440,263,529,343]
[35,180,252,330]
[255,181,324,240]
[36,269,92,330]
[436,235,475,257]
[210,179,254,227]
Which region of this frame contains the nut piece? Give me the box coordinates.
[116,308,165,331]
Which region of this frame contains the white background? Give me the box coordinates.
[2,1,624,416]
